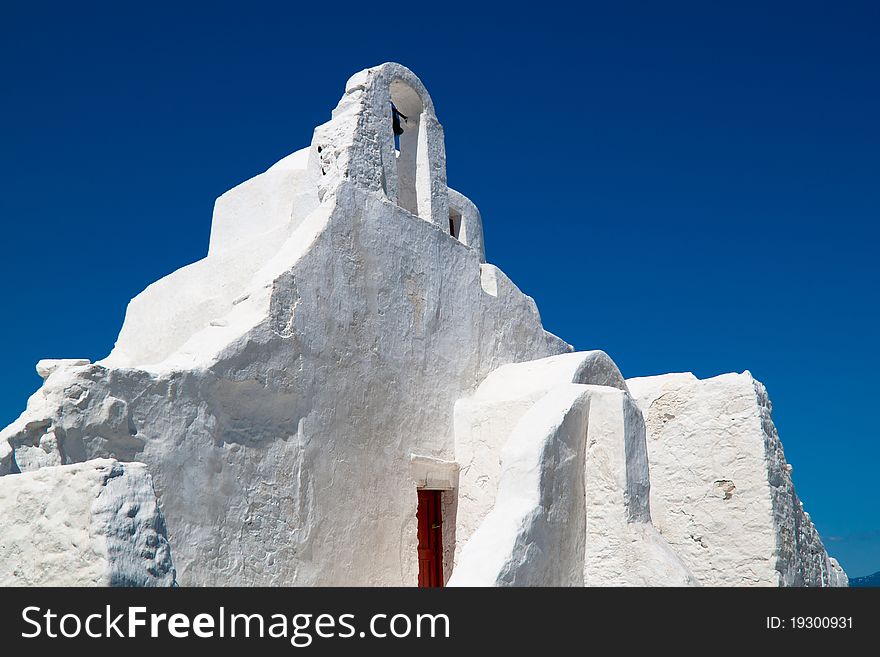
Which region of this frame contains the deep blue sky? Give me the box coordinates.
[1,2,877,577]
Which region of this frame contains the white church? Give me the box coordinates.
[0,63,846,587]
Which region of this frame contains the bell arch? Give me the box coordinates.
[310,63,449,228]
[369,64,448,228]
[389,79,430,220]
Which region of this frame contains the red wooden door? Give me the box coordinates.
[417,489,443,587]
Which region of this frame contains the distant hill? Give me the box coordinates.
[849,571,880,587]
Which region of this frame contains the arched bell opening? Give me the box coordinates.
[389,79,431,221]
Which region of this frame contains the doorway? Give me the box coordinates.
[417,489,443,587]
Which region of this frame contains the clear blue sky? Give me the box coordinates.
[1,1,877,577]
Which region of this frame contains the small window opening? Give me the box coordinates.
[449,209,462,240]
